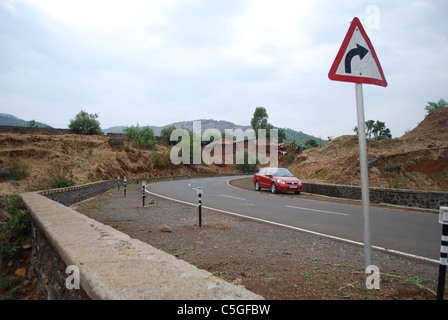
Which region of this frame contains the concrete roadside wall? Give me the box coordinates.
[21,191,263,300]
[302,182,448,210]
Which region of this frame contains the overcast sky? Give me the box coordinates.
[1,0,447,139]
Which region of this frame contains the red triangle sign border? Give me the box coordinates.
[328,17,387,87]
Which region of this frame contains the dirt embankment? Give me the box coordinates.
[0,133,238,195]
[288,108,448,191]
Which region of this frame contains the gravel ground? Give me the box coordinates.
[74,178,444,300]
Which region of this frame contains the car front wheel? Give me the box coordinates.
[255,180,261,191]
[270,183,277,194]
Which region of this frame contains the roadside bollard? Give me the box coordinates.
[117,176,120,190]
[142,181,146,207]
[124,176,127,197]
[197,187,202,228]
[437,206,448,300]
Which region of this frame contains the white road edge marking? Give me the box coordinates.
[285,205,349,216]
[220,194,247,201]
[145,189,438,265]
[188,180,197,187]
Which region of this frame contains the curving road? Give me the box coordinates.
[145,175,441,263]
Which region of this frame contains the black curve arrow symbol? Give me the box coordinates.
[344,44,369,74]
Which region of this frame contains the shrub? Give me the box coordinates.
[235,149,259,173]
[123,124,157,150]
[49,165,76,189]
[0,195,30,269]
[68,111,102,135]
[0,161,29,182]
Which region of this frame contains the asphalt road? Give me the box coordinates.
[145,175,442,263]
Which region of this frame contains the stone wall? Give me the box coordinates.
[39,180,117,207]
[0,125,74,135]
[302,182,448,210]
[30,218,90,300]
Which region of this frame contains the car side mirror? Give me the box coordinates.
[266,174,272,178]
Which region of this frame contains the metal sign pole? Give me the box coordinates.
[355,83,372,267]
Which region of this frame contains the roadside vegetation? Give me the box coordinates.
[425,98,447,117]
[123,124,158,150]
[0,161,29,182]
[0,195,33,300]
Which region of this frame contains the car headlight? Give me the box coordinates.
[298,181,302,186]
[277,179,286,184]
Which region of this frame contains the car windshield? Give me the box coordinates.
[272,168,294,177]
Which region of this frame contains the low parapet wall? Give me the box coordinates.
[21,192,262,300]
[302,182,448,210]
[39,180,117,207]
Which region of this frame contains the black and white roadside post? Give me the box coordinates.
[197,187,202,228]
[117,176,120,190]
[124,176,127,197]
[437,206,448,300]
[142,181,146,207]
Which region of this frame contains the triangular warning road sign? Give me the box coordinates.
[328,17,387,87]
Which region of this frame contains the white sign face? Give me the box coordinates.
[334,29,382,80]
[440,207,448,225]
[329,17,387,87]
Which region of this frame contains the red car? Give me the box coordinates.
[254,167,303,195]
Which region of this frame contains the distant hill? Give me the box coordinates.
[103,119,325,146]
[280,127,326,146]
[102,126,127,134]
[0,113,51,128]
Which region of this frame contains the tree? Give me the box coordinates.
[250,107,269,131]
[250,107,272,138]
[365,120,375,138]
[277,128,286,143]
[354,120,392,140]
[372,120,392,140]
[425,99,447,116]
[68,111,102,135]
